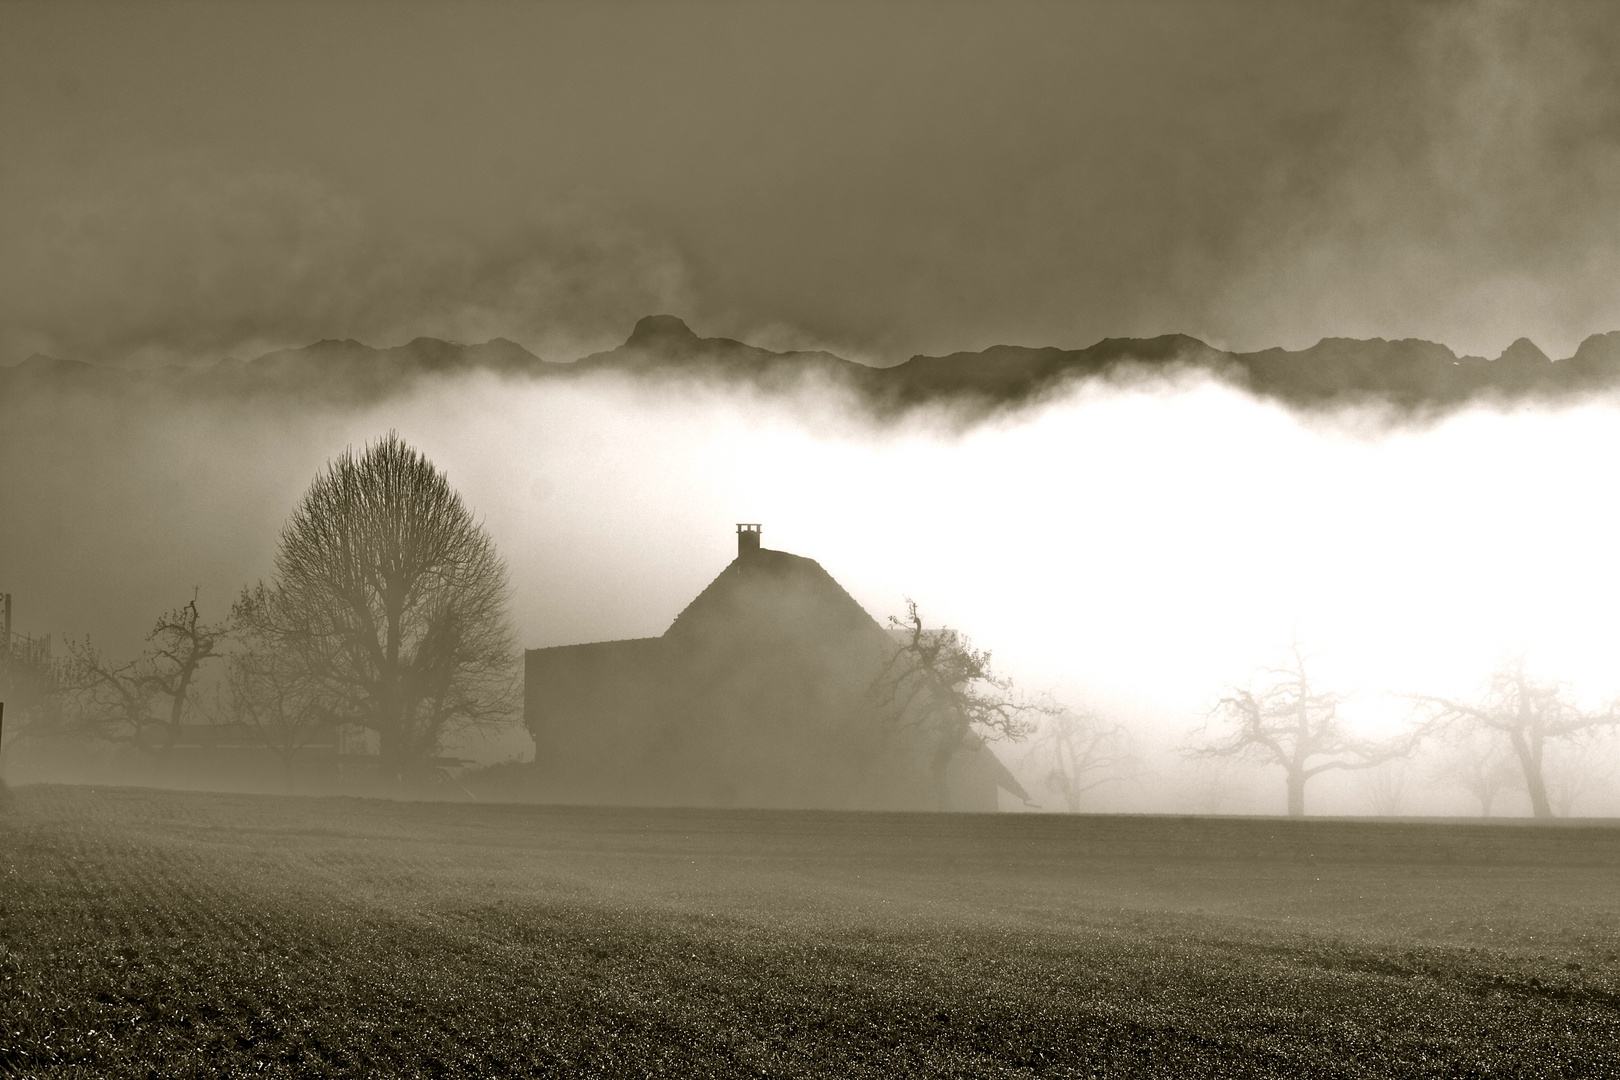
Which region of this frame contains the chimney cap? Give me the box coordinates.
[736,523,762,558]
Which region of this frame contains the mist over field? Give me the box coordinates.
[5,1,1620,818]
[8,349,1620,815]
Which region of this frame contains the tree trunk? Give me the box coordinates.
[931,752,953,811]
[931,727,964,812]
[1508,732,1554,819]
[1285,769,1306,817]
[1522,767,1554,819]
[1288,688,1311,818]
[379,727,410,786]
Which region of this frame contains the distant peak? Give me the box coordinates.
[626,314,699,348]
[1496,337,1550,365]
[291,338,372,358]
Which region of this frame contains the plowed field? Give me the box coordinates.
[2,785,1618,1077]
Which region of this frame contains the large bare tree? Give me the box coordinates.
[1409,654,1616,819]
[237,434,514,781]
[1191,634,1425,817]
[875,599,1045,809]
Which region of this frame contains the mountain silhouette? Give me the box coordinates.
[573,314,869,393]
[7,316,1620,417]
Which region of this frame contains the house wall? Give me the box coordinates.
[525,638,673,803]
[522,548,1015,811]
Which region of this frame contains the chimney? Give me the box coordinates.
[736,523,761,558]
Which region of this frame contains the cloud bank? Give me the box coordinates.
[0,156,691,367]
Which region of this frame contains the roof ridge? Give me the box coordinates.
[663,548,888,641]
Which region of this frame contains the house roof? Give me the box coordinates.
[524,539,1031,809]
[663,547,892,651]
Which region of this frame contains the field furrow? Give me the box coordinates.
[3,786,1618,1078]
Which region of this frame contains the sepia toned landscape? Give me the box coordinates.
[7,2,1620,1076]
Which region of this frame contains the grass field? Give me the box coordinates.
[2,786,1619,1078]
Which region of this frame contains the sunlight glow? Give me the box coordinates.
[381,370,1620,741]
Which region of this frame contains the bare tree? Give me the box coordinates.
[875,599,1047,809]
[1356,758,1409,816]
[1,628,65,743]
[63,594,227,759]
[1428,732,1519,817]
[1175,760,1250,815]
[1540,735,1616,818]
[1021,708,1136,812]
[2,626,66,800]
[1409,653,1616,819]
[1191,634,1425,817]
[226,621,334,791]
[237,434,515,782]
[143,595,229,747]
[63,636,154,746]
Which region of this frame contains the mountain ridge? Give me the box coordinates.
[7,315,1620,416]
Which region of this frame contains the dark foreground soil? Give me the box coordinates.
[2,785,1618,1078]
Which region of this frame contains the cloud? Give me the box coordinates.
[1208,0,1620,359]
[0,153,693,366]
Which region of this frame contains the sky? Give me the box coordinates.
[3,0,1620,366]
[7,1,1620,814]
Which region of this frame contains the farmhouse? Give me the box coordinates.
[524,526,1028,810]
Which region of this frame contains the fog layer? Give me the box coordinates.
[8,366,1620,814]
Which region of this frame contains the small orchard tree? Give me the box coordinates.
[2,627,67,800]
[238,433,515,782]
[1542,736,1616,817]
[1355,758,1409,816]
[1409,653,1616,819]
[1191,634,1425,817]
[1021,708,1136,812]
[1428,731,1520,817]
[63,636,152,744]
[874,599,1046,809]
[1,628,66,743]
[226,613,335,790]
[64,594,227,759]
[143,595,230,741]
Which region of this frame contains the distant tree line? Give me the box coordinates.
[1189,635,1620,818]
[866,613,1620,818]
[4,434,515,789]
[7,436,1618,817]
